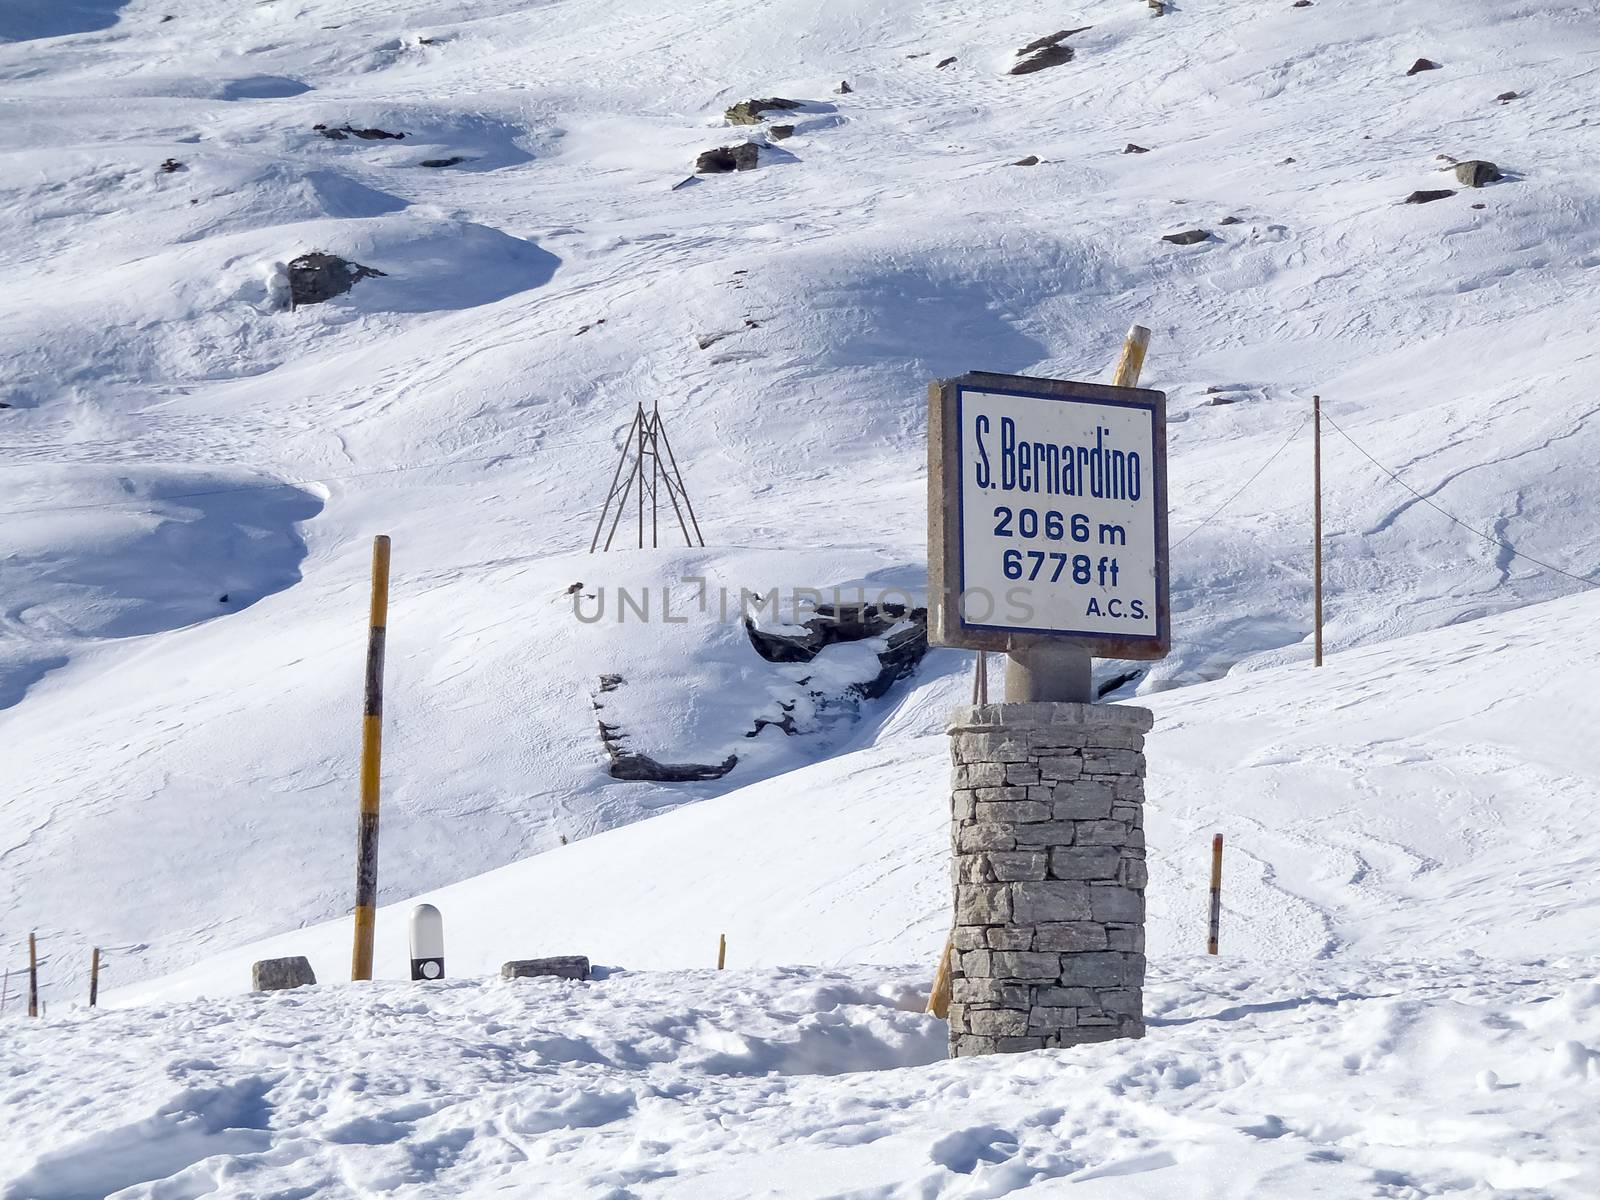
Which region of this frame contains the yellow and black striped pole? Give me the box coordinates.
[351,535,392,981]
[1207,834,1224,955]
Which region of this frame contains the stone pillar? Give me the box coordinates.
[946,701,1152,1056]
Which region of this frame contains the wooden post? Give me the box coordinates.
[351,535,392,982]
[717,934,727,970]
[926,933,954,1019]
[27,932,38,1018]
[1207,834,1224,955]
[89,948,101,1008]
[1112,324,1152,389]
[1312,394,1324,667]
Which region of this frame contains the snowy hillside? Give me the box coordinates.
[4,0,1596,999]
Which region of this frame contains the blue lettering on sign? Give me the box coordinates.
[974,416,1142,501]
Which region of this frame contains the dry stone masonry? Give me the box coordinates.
[946,701,1152,1056]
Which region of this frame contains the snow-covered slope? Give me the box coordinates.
[3,0,1599,1002]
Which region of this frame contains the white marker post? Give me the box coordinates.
[409,904,444,981]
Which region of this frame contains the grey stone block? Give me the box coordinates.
[1075,819,1134,844]
[985,925,1034,950]
[1105,925,1146,953]
[1010,880,1091,923]
[995,1035,1049,1052]
[952,925,986,951]
[973,785,1033,804]
[988,851,1048,881]
[1027,1005,1079,1030]
[252,956,316,992]
[990,950,1062,978]
[1035,755,1084,779]
[1089,886,1144,924]
[1032,922,1107,951]
[1051,781,1117,820]
[959,950,994,977]
[1056,952,1127,988]
[956,883,1012,923]
[501,955,590,981]
[1036,985,1099,1007]
[953,978,1030,1007]
[955,762,1007,788]
[967,1007,1030,1036]
[1004,762,1042,785]
[954,853,995,884]
[952,790,977,822]
[1049,846,1122,880]
[974,800,1051,824]
[953,1033,999,1056]
[1119,858,1149,889]
[957,823,1019,853]
[1083,749,1144,776]
[1010,821,1084,849]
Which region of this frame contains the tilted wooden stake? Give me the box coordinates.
[1112,324,1152,389]
[1207,834,1224,955]
[717,934,727,970]
[89,947,101,1008]
[926,934,954,1019]
[351,535,392,982]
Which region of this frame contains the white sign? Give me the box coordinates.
[929,374,1169,657]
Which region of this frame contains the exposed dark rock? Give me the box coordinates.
[1019,28,1088,53]
[218,593,230,603]
[598,673,624,692]
[725,97,801,125]
[1454,160,1501,187]
[159,158,184,173]
[1012,155,1040,166]
[1148,0,1166,13]
[836,80,853,94]
[314,123,407,140]
[608,750,738,782]
[769,124,795,140]
[743,602,929,703]
[1011,45,1072,75]
[1218,215,1243,225]
[287,252,386,308]
[502,956,589,981]
[1406,58,1440,76]
[936,56,957,69]
[419,156,468,168]
[1471,202,1486,209]
[696,143,759,173]
[574,319,606,335]
[1124,143,1150,154]
[1495,91,1519,103]
[1207,395,1240,406]
[1404,189,1455,204]
[1279,156,1296,164]
[566,581,585,595]
[252,957,315,991]
[1097,669,1142,697]
[1291,0,1312,7]
[1162,228,1210,245]
[1012,27,1089,75]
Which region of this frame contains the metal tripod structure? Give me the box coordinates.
[590,402,706,552]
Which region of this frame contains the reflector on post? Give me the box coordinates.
[410,903,444,981]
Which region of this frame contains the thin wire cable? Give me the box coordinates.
[1173,414,1309,548]
[1322,411,1599,589]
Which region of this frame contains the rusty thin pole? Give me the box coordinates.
[590,406,643,553]
[27,933,38,1018]
[89,947,101,1008]
[1207,835,1224,955]
[1313,394,1324,667]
